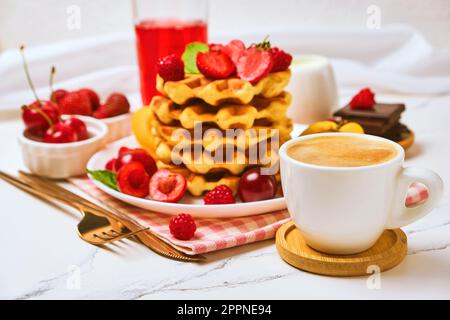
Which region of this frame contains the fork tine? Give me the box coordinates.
[98,227,150,244]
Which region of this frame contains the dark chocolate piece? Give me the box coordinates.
[334,103,405,136]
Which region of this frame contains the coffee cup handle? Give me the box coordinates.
[386,167,444,229]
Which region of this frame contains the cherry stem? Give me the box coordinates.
[23,104,54,128]
[49,66,56,101]
[19,45,41,106]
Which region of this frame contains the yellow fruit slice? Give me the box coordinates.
[132,107,158,158]
[301,121,338,136]
[339,122,364,134]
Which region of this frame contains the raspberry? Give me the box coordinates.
[270,47,292,72]
[157,54,185,81]
[203,185,236,205]
[349,88,375,110]
[169,213,197,240]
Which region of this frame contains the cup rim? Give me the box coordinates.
[279,132,405,171]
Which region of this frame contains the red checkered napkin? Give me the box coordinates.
[70,177,428,255]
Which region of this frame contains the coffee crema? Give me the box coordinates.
[287,136,398,167]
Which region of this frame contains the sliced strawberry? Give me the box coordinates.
[223,39,245,65]
[157,54,185,81]
[196,51,235,79]
[236,47,273,83]
[270,47,292,72]
[117,161,150,198]
[149,169,186,203]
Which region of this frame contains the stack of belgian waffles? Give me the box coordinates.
[147,70,293,196]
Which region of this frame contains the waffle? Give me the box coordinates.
[156,143,279,175]
[156,70,291,106]
[153,118,293,151]
[150,92,291,130]
[155,161,240,196]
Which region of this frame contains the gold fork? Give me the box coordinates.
[0,171,147,245]
[17,171,206,262]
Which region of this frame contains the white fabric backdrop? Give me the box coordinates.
[1,25,450,115]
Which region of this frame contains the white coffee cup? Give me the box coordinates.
[286,55,339,124]
[279,133,443,254]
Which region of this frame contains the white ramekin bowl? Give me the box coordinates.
[100,113,132,143]
[18,115,108,178]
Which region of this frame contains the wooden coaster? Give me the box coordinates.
[397,130,415,150]
[276,221,407,277]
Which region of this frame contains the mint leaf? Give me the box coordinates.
[182,42,209,74]
[87,170,118,191]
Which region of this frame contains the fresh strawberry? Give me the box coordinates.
[50,89,68,104]
[79,88,100,111]
[270,47,292,72]
[196,51,235,79]
[58,91,93,116]
[203,185,235,205]
[117,161,150,198]
[223,39,246,65]
[236,47,273,83]
[209,43,225,52]
[349,88,376,110]
[105,158,116,171]
[157,54,185,81]
[169,213,196,240]
[93,93,130,118]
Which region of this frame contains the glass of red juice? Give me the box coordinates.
[132,0,208,105]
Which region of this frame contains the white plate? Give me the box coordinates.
[87,124,306,218]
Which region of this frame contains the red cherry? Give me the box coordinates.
[114,148,157,177]
[238,168,277,202]
[22,100,60,137]
[117,161,150,198]
[43,123,77,143]
[63,117,88,141]
[149,169,186,203]
[105,158,117,171]
[118,146,132,155]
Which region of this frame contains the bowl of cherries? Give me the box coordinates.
[19,109,108,178]
[17,48,108,178]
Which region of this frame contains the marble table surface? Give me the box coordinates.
[1,90,449,300]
